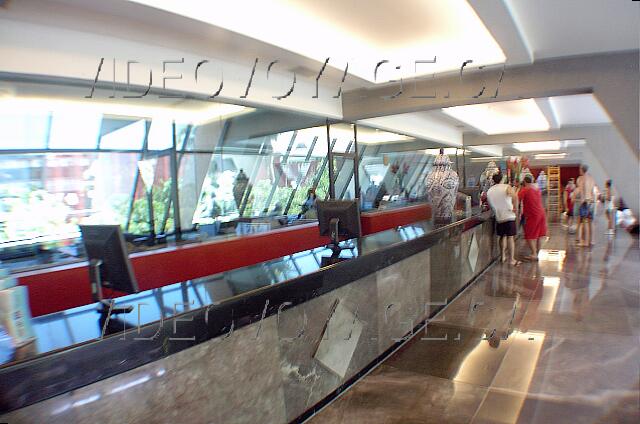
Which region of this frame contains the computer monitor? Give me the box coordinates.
[80,225,139,312]
[317,200,362,257]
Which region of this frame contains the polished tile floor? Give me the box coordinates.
[310,216,639,424]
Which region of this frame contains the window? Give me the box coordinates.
[99,119,146,150]
[48,111,101,149]
[0,152,137,246]
[0,111,49,149]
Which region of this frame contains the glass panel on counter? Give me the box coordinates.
[1,77,470,273]
[183,122,330,239]
[356,127,433,211]
[0,78,329,271]
[329,123,357,201]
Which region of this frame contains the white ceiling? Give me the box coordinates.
[358,112,463,147]
[442,99,550,135]
[120,0,639,83]
[365,93,615,154]
[431,94,611,136]
[126,0,506,83]
[5,0,637,92]
[505,0,639,60]
[548,94,611,127]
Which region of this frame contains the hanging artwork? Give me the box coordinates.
[425,149,459,221]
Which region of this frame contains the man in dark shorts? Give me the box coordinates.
[486,173,520,266]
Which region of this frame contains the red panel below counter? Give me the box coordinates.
[17,204,431,317]
[360,203,432,234]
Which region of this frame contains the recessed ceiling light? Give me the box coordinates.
[442,99,550,135]
[513,139,586,152]
[548,94,611,126]
[513,140,561,152]
[470,156,503,162]
[534,153,567,160]
[563,139,586,147]
[425,148,469,155]
[127,0,505,82]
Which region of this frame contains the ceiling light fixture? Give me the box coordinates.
[442,99,550,135]
[534,153,567,160]
[513,139,586,152]
[470,156,503,162]
[563,139,587,147]
[513,140,561,152]
[424,148,469,155]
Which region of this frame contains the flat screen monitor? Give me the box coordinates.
[317,200,362,242]
[80,225,139,298]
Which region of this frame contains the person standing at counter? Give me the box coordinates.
[297,188,318,219]
[486,172,520,266]
[518,175,547,261]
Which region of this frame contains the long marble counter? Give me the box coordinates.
[0,209,497,423]
[15,203,431,318]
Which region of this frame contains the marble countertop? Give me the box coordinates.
[0,209,491,413]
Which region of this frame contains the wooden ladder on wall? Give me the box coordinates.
[547,166,561,220]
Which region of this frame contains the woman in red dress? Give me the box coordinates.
[518,175,547,261]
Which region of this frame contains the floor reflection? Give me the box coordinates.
[311,217,639,423]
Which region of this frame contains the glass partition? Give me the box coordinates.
[354,127,435,211]
[0,77,463,273]
[0,78,328,271]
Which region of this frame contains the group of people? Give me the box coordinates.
[486,172,547,265]
[486,164,616,265]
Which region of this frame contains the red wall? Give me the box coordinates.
[18,204,431,317]
[529,165,580,186]
[559,166,580,186]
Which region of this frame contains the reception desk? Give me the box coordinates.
[0,210,496,423]
[15,203,432,318]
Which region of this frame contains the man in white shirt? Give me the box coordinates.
[574,164,596,247]
[487,173,520,265]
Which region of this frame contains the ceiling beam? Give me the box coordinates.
[342,51,639,157]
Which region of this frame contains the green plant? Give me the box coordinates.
[126,179,174,234]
